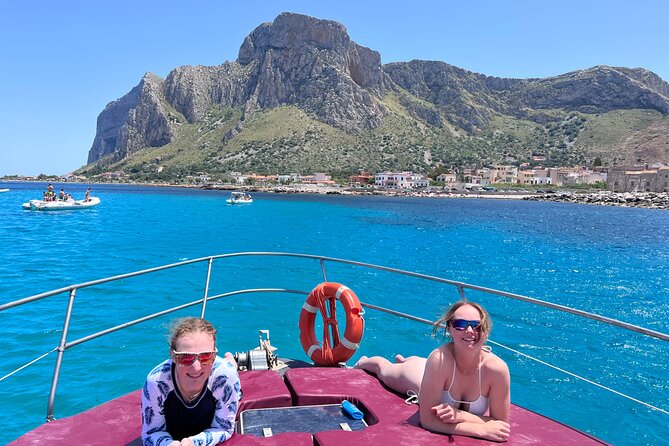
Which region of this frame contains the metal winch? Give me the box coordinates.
[233,330,286,371]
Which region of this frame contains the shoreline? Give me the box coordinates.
[200,184,669,209]
[524,191,669,210]
[199,183,538,199]
[4,179,667,209]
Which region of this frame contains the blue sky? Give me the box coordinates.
[2,0,668,176]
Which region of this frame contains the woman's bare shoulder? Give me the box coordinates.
[426,343,453,365]
[483,350,510,376]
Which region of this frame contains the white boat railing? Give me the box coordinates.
[1,251,668,423]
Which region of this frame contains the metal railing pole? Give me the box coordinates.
[46,288,77,422]
[319,258,328,282]
[200,257,214,318]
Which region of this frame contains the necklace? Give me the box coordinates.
[177,376,202,403]
[184,391,200,402]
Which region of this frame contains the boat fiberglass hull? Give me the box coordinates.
[9,365,609,446]
[21,197,101,211]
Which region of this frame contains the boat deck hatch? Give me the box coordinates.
[238,403,367,437]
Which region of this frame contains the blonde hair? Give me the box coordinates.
[432,300,492,340]
[169,317,217,351]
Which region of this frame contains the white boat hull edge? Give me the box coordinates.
[21,197,101,211]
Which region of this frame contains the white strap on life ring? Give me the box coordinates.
[339,336,359,350]
[306,344,321,358]
[302,301,319,313]
[335,285,350,300]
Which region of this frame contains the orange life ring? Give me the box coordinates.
[299,282,365,366]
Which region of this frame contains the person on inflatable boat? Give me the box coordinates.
[354,300,511,442]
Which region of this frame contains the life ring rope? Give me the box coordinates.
[299,282,365,366]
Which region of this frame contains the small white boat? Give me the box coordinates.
[226,191,253,204]
[21,196,101,211]
[0,188,9,193]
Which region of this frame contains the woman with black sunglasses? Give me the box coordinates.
[141,317,241,446]
[354,300,510,442]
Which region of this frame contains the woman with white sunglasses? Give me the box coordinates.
[354,301,510,442]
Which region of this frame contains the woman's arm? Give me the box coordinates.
[141,362,177,446]
[418,347,458,432]
[487,357,511,422]
[418,348,510,442]
[433,404,493,424]
[189,359,241,445]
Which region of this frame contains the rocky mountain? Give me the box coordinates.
[384,62,669,129]
[82,12,669,179]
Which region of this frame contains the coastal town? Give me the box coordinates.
[3,162,669,209]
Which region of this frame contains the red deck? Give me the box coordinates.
[10,368,608,445]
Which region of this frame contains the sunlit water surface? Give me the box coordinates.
[1,182,668,445]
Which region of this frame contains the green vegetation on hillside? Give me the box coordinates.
[78,98,669,182]
[577,109,666,164]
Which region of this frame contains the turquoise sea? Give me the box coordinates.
[1,181,668,445]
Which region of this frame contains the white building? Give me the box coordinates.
[518,168,552,185]
[276,174,295,184]
[552,167,607,186]
[230,172,250,184]
[411,174,430,188]
[375,172,428,189]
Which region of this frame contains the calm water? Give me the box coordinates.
[1,182,668,445]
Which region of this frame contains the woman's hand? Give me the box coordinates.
[478,420,511,442]
[431,403,462,423]
[224,351,238,369]
[169,438,194,446]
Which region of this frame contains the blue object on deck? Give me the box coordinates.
[341,400,364,419]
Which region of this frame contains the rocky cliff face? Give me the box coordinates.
[384,61,519,131]
[163,63,251,123]
[383,62,669,130]
[86,12,669,165]
[89,13,389,163]
[237,12,388,129]
[514,66,669,114]
[88,73,175,163]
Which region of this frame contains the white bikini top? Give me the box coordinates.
[441,359,489,415]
